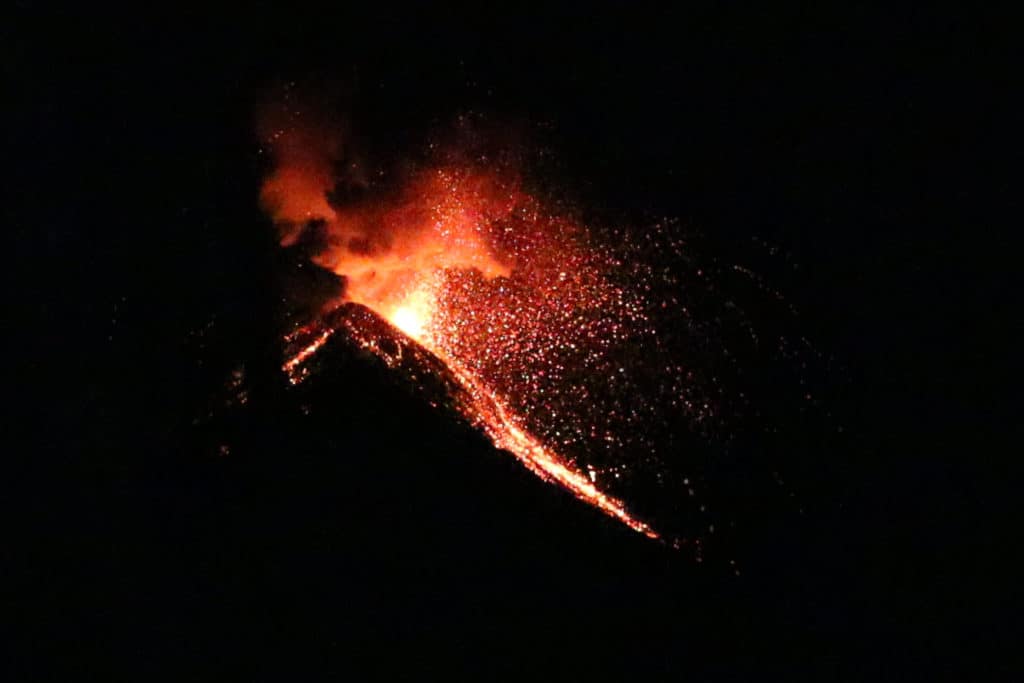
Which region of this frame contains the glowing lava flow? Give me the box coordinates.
[261,104,668,542]
[435,350,660,540]
[282,325,334,384]
[394,284,657,539]
[272,177,667,539]
[282,294,659,541]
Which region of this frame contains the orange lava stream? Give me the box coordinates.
[261,111,661,541]
[282,327,334,384]
[433,346,660,540]
[282,295,659,542]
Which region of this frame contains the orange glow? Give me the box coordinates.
[282,326,334,384]
[436,347,659,539]
[389,285,434,341]
[266,113,662,542]
[285,304,659,541]
[309,167,514,328]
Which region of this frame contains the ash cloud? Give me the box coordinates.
[258,89,516,317]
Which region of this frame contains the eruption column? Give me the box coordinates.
[264,107,665,542]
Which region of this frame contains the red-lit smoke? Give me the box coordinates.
[262,99,669,542]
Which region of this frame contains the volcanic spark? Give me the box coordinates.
[264,108,702,544]
[284,299,660,540]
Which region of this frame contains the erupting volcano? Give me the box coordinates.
[261,103,727,546]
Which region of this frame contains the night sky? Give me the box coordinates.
[8,5,1013,679]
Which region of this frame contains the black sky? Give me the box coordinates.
[7,5,1014,679]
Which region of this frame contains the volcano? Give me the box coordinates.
[284,302,663,542]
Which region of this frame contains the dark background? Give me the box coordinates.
[7,5,1014,679]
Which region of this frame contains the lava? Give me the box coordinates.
[282,325,334,384]
[282,265,661,540]
[287,303,659,540]
[435,346,660,540]
[388,285,434,341]
[264,107,687,543]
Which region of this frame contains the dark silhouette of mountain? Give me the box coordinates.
[9,5,1012,679]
